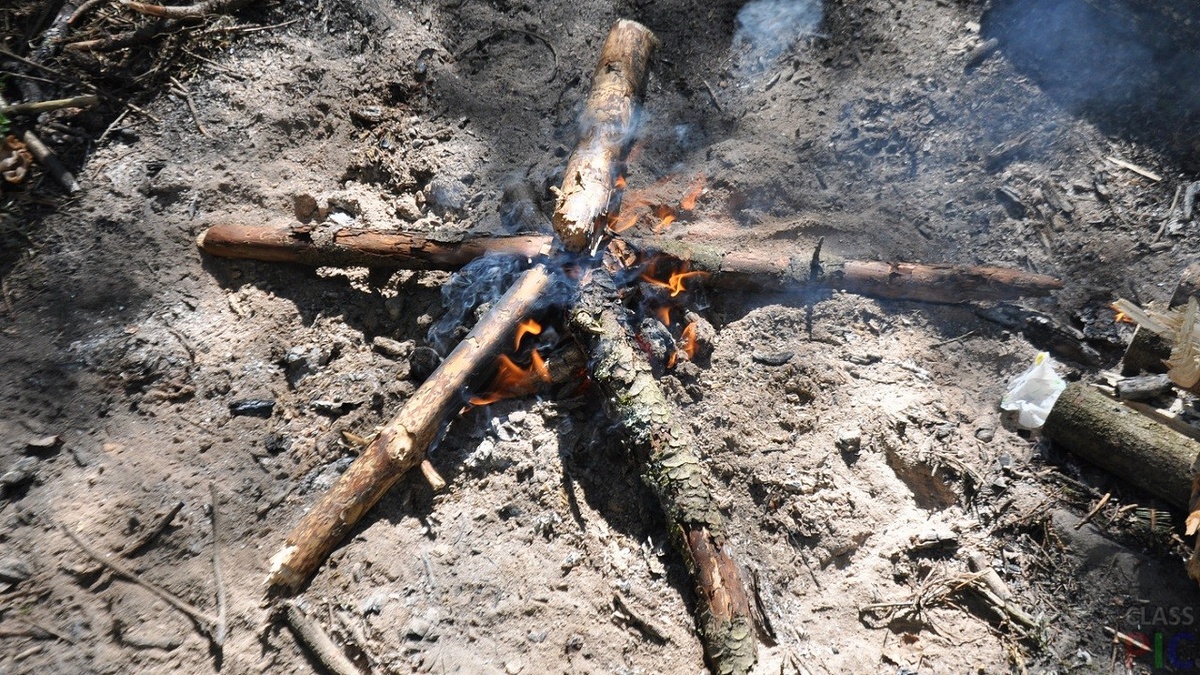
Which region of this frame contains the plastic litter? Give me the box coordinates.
[1000,352,1066,429]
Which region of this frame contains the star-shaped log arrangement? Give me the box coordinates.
[197,19,1060,674]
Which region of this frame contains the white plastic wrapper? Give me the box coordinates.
[1000,352,1066,429]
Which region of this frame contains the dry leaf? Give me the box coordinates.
[0,135,32,184]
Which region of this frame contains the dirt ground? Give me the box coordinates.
[2,0,1200,673]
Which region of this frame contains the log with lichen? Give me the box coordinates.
[567,269,756,675]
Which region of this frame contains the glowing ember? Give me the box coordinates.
[679,174,706,211]
[514,318,543,349]
[469,350,551,406]
[642,264,710,298]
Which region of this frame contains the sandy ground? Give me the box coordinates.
[2,0,1200,673]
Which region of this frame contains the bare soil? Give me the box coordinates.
[2,0,1199,673]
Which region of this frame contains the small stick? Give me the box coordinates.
[123,499,184,557]
[964,37,1000,70]
[931,330,975,349]
[169,76,212,138]
[1105,155,1162,182]
[69,0,108,24]
[0,94,99,116]
[703,80,724,113]
[1183,181,1200,222]
[20,130,80,193]
[283,602,362,675]
[418,459,447,492]
[1075,492,1111,530]
[612,594,669,644]
[12,616,77,644]
[1105,626,1151,653]
[123,0,248,20]
[1152,185,1181,244]
[60,524,219,631]
[209,484,228,647]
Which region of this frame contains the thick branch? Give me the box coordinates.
[567,270,756,675]
[266,264,555,591]
[198,224,1062,302]
[552,20,658,252]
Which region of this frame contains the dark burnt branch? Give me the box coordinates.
[567,270,756,675]
[123,0,250,20]
[198,223,1062,303]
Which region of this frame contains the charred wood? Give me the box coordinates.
[568,270,756,675]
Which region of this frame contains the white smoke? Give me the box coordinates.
[732,0,823,78]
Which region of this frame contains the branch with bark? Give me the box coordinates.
[198,223,1062,304]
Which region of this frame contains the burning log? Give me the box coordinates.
[568,269,756,675]
[265,263,555,591]
[552,20,658,253]
[1042,382,1200,509]
[197,224,1063,303]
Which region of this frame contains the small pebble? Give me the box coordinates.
[752,350,794,366]
[975,427,996,442]
[372,336,410,359]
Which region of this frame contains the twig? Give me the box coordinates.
[192,17,302,37]
[209,483,228,646]
[169,76,212,138]
[418,459,447,492]
[702,80,724,113]
[0,95,100,116]
[1183,181,1200,222]
[931,330,975,349]
[455,29,558,83]
[60,523,220,633]
[1105,626,1151,653]
[283,602,362,675]
[123,499,184,556]
[11,616,77,644]
[1105,155,1162,182]
[20,130,80,194]
[123,0,249,20]
[1153,185,1181,244]
[69,0,108,24]
[64,19,177,52]
[1075,492,1111,530]
[0,48,81,83]
[612,594,669,644]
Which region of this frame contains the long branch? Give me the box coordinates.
[198,223,1062,303]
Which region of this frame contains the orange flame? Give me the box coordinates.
[680,174,706,211]
[642,265,710,298]
[655,213,676,233]
[611,210,640,234]
[680,322,698,360]
[655,306,672,327]
[514,318,542,349]
[469,350,551,406]
[615,175,627,190]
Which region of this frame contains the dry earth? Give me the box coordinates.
[2,0,1200,673]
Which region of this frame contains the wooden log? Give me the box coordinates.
[198,224,1063,303]
[266,264,554,591]
[1115,373,1173,400]
[567,269,756,675]
[1123,263,1200,376]
[1042,382,1200,509]
[552,20,658,252]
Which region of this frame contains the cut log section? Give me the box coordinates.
[266,263,554,591]
[552,20,658,252]
[198,224,1063,303]
[568,270,756,675]
[1042,382,1200,509]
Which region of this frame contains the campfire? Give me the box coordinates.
[196,19,1062,674]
